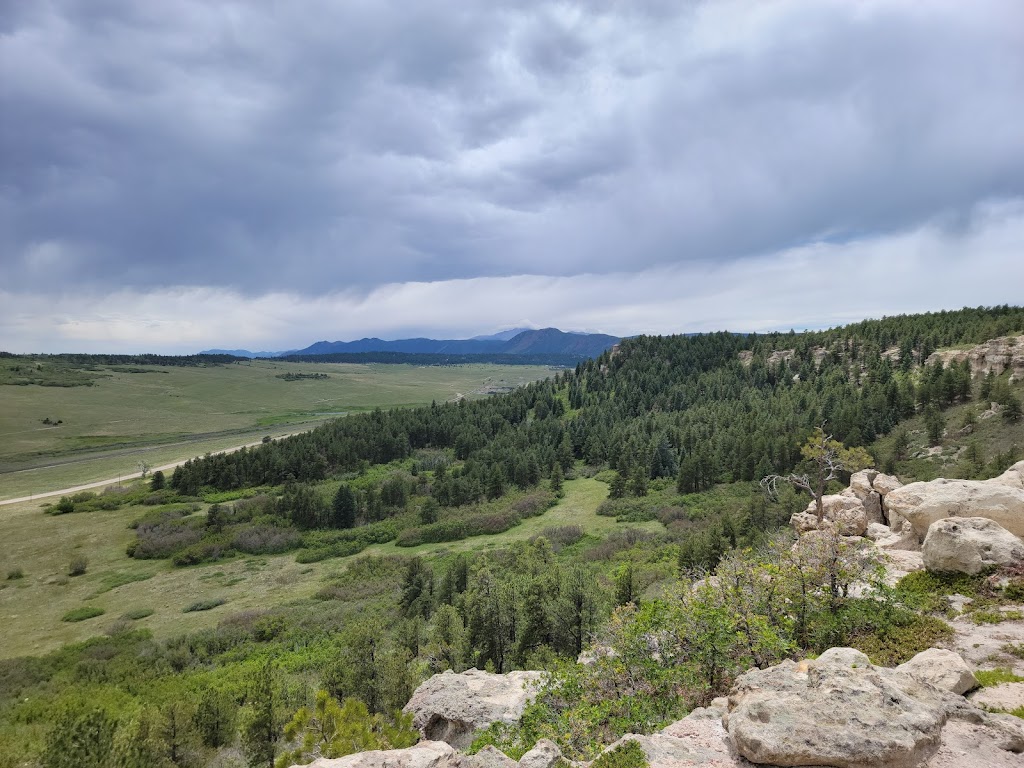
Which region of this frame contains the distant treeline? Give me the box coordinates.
[0,352,239,366]
[276,351,579,366]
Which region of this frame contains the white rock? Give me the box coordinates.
[299,741,456,768]
[884,479,1024,541]
[849,469,880,500]
[897,648,978,696]
[403,669,543,749]
[871,472,903,497]
[517,740,564,768]
[790,494,868,536]
[922,517,1024,575]
[989,460,1024,491]
[970,682,1024,714]
[726,649,945,768]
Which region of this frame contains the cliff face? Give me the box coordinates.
[927,335,1024,381]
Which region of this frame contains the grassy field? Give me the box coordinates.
[0,476,653,659]
[0,360,554,499]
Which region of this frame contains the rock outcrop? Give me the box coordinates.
[926,335,1024,382]
[991,460,1024,491]
[884,478,1024,541]
[403,669,543,749]
[896,647,979,696]
[922,517,1024,574]
[726,647,945,768]
[789,469,908,544]
[298,740,456,768]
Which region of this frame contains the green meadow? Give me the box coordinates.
[0,476,650,660]
[0,359,553,499]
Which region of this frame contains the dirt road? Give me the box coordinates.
[0,433,304,507]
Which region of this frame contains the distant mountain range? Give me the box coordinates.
[203,328,620,360]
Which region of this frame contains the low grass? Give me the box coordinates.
[975,668,1024,687]
[0,361,553,499]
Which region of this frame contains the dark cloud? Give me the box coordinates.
[2,0,1023,313]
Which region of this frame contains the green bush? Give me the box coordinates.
[592,740,650,768]
[6,568,23,580]
[396,512,519,547]
[68,555,88,577]
[62,606,105,622]
[183,598,227,613]
[122,608,154,620]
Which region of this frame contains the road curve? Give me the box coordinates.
[0,433,304,507]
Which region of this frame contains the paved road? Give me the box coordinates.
[0,433,303,507]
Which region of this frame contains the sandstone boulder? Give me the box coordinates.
[848,469,879,500]
[517,740,564,768]
[605,707,746,768]
[884,479,1024,541]
[990,460,1024,491]
[726,648,946,768]
[866,520,920,551]
[298,741,456,768]
[896,648,978,696]
[790,494,868,536]
[871,471,903,497]
[403,669,543,749]
[922,517,1024,575]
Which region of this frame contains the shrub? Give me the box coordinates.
[6,568,23,580]
[232,525,301,555]
[171,538,230,567]
[183,598,227,613]
[536,525,584,550]
[131,519,202,559]
[592,740,650,768]
[396,512,519,547]
[62,606,105,622]
[68,555,88,576]
[596,498,658,522]
[122,608,154,620]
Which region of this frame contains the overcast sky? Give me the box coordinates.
[2,0,1024,353]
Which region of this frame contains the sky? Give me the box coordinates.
[2,0,1024,354]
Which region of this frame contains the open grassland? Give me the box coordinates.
[0,359,553,499]
[0,476,649,659]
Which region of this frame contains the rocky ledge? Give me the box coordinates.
[291,648,1023,768]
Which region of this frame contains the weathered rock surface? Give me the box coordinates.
[885,479,1024,540]
[403,669,543,749]
[866,520,921,551]
[928,717,1024,768]
[517,740,564,768]
[922,517,1024,574]
[726,647,946,768]
[971,682,1024,715]
[605,707,749,768]
[990,460,1024,491]
[790,494,868,536]
[872,471,904,498]
[298,740,456,768]
[897,648,979,695]
[927,335,1024,382]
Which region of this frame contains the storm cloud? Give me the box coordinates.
[2,0,1023,351]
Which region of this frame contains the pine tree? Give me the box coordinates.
[331,484,357,529]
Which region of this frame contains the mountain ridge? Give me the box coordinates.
[203,328,620,360]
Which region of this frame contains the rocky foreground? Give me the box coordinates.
[294,465,1024,767]
[294,646,1024,767]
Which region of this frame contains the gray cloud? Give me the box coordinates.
[2,0,1024,347]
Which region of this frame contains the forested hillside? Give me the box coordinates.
[3,306,1023,768]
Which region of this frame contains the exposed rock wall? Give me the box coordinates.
[927,335,1024,382]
